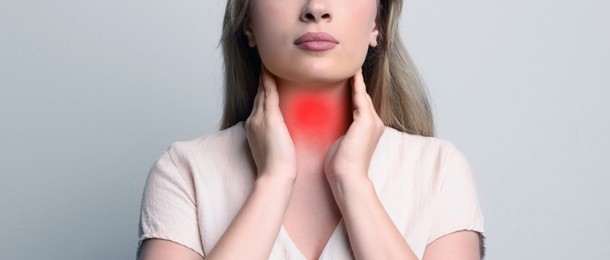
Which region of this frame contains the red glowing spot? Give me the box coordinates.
[282,92,350,150]
[293,94,332,134]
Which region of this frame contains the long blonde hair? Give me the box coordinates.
[219,0,435,137]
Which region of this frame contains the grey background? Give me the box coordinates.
[1,0,608,259]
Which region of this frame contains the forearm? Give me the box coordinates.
[330,176,418,260]
[205,174,294,259]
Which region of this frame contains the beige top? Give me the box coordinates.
[137,122,485,259]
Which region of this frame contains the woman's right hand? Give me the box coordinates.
[245,66,297,181]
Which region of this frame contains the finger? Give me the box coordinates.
[323,137,343,169]
[261,66,280,113]
[252,81,264,117]
[355,68,378,116]
[351,68,366,96]
[351,68,369,112]
[365,92,377,116]
[250,87,260,117]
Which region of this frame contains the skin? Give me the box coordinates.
[138,0,482,259]
[246,0,378,86]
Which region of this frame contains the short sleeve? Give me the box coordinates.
[136,145,204,258]
[427,142,485,244]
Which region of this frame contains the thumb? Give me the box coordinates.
[324,136,343,173]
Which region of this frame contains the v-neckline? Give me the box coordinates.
[279,217,344,259]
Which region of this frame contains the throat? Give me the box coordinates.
[278,84,351,152]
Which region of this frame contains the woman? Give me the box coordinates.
[137,0,486,258]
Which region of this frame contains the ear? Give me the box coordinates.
[243,19,257,47]
[369,24,379,48]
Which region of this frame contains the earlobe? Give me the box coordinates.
[369,27,379,48]
[243,22,257,47]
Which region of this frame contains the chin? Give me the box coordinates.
[279,66,359,85]
[287,73,348,86]
[262,51,365,85]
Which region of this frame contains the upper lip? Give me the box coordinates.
[294,32,339,45]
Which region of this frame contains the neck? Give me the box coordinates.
[276,78,352,154]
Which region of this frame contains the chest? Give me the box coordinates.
[197,134,430,258]
[276,153,340,257]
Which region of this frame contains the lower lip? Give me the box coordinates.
[296,41,337,51]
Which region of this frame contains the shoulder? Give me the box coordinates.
[381,128,481,204]
[165,122,247,161]
[146,121,250,193]
[379,126,466,162]
[376,126,476,191]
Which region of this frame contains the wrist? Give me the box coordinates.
[327,174,373,196]
[255,171,297,190]
[258,164,297,181]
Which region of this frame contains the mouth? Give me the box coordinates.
[294,32,339,51]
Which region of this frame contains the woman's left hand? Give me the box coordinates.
[324,68,385,186]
